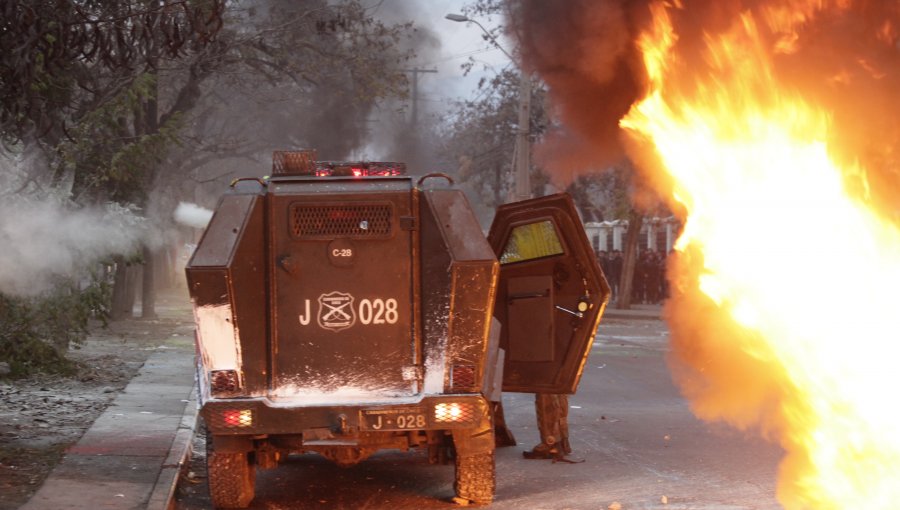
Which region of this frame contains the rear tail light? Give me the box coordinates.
[222,409,253,428]
[210,369,240,396]
[434,402,475,423]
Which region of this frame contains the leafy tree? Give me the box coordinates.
[0,0,225,145]
[0,1,225,372]
[4,0,414,318]
[438,68,548,222]
[161,0,414,184]
[0,1,228,324]
[564,165,631,223]
[139,1,415,318]
[0,0,415,370]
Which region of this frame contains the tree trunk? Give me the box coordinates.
[155,248,172,290]
[139,64,160,320]
[494,163,505,208]
[141,245,158,319]
[110,257,131,320]
[125,264,139,317]
[616,210,644,310]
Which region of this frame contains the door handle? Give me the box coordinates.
[555,305,583,318]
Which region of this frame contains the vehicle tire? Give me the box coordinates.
[454,451,495,504]
[207,433,255,509]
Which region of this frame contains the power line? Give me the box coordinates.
[417,47,499,67]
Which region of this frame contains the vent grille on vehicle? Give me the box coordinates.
[291,204,393,238]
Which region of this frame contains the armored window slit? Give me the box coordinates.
[290,203,393,239]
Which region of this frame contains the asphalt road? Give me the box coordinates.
[176,316,784,509]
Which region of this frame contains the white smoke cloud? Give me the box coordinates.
[0,198,146,297]
[173,202,213,229]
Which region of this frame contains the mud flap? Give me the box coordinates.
[451,411,494,457]
[483,320,516,447]
[492,400,517,447]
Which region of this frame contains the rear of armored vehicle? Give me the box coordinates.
[186,168,500,508]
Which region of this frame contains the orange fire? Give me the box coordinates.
[621,1,900,508]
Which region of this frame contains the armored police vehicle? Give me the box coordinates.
[185,150,609,507]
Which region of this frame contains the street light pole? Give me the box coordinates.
[446,13,532,203]
[445,14,515,61]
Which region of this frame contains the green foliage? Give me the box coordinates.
[564,165,635,222]
[55,74,182,204]
[0,273,112,378]
[179,0,415,162]
[0,0,226,143]
[439,69,549,210]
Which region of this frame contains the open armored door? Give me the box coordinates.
[488,194,611,394]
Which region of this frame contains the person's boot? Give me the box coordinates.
[522,440,559,459]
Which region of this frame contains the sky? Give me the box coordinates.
[370,0,515,116]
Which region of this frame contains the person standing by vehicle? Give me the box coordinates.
[596,250,611,284]
[609,250,623,303]
[523,394,572,459]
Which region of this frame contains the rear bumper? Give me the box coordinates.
[203,394,489,435]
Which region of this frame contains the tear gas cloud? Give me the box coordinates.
[0,198,146,297]
[174,202,213,229]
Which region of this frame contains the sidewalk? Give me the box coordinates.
[19,289,199,510]
[19,346,197,510]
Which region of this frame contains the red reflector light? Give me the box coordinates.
[451,364,476,391]
[223,409,252,427]
[210,370,240,395]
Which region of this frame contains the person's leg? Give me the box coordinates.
[558,394,571,454]
[524,393,562,459]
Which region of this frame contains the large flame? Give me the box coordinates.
[621,1,900,508]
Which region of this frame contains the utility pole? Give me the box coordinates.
[402,68,437,127]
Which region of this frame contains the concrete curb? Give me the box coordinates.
[602,307,663,321]
[147,384,199,510]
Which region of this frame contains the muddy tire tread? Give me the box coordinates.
[207,444,255,508]
[454,451,495,504]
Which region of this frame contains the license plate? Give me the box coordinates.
[362,407,428,431]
